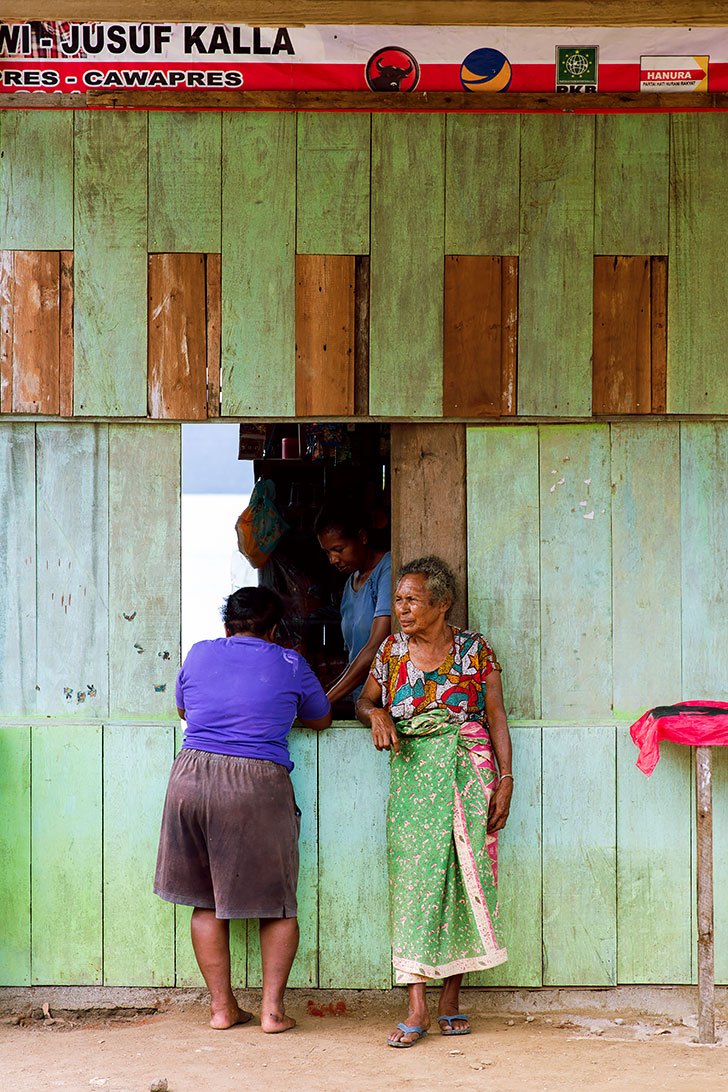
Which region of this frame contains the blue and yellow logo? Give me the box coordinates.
[460,48,512,92]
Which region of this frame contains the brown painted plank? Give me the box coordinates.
[443,255,502,417]
[0,252,14,414]
[501,256,518,416]
[651,256,668,414]
[10,251,61,415]
[148,253,207,420]
[295,254,355,417]
[206,253,221,418]
[353,255,370,417]
[592,256,651,415]
[59,251,74,418]
[390,423,467,628]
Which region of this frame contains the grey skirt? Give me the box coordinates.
[154,748,300,919]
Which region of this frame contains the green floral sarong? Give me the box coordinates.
[387,708,508,983]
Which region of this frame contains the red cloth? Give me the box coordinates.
[630,701,728,776]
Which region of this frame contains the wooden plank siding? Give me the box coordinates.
[0,725,31,985]
[148,111,222,254]
[370,114,444,417]
[0,424,36,715]
[390,423,468,629]
[445,113,520,256]
[518,115,595,416]
[594,114,669,256]
[221,112,296,416]
[295,253,355,416]
[0,110,74,251]
[443,256,518,417]
[593,256,652,415]
[296,112,370,256]
[669,114,728,413]
[73,111,148,416]
[148,253,208,420]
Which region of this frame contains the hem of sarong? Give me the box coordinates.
[393,947,508,984]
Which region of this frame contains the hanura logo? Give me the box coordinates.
[365,46,420,92]
[556,45,598,92]
[640,56,709,92]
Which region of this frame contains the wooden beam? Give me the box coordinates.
[4,3,728,26]
[2,90,728,114]
[696,745,715,1045]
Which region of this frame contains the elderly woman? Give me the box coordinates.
[356,556,513,1047]
[154,587,332,1033]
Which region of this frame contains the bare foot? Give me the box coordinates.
[261,1010,296,1034]
[388,1011,430,1046]
[209,1004,253,1030]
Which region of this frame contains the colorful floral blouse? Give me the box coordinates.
[370,627,501,724]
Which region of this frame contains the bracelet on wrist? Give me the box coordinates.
[499,772,514,781]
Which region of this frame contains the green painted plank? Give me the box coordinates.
[148,112,221,253]
[542,726,616,986]
[445,114,520,255]
[108,426,180,718]
[0,726,30,985]
[466,425,540,720]
[0,425,36,715]
[172,723,246,988]
[669,115,728,413]
[247,727,319,988]
[222,113,295,416]
[296,112,370,255]
[518,115,595,416]
[370,114,444,417]
[32,724,102,984]
[594,115,669,255]
[0,110,73,250]
[318,725,391,988]
[74,111,147,416]
[470,726,542,987]
[680,423,728,699]
[539,425,612,719]
[35,425,109,718]
[611,423,681,718]
[617,727,691,984]
[104,723,176,986]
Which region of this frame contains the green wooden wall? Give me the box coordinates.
[1,421,726,988]
[2,108,728,418]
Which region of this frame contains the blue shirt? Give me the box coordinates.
[176,636,330,770]
[340,552,391,699]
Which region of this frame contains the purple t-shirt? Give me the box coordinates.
[176,636,330,770]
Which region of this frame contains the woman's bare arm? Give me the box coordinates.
[484,670,513,833]
[325,615,391,705]
[355,672,400,754]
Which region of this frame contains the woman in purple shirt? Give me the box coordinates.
[154,587,331,1033]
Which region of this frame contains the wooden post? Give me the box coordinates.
[696,745,715,1045]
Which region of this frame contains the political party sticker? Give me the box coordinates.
[640,55,709,91]
[556,45,598,92]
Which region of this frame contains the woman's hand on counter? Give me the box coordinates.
[368,708,400,754]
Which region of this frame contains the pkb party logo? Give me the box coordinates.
[365,46,420,92]
[556,46,598,92]
[460,48,512,92]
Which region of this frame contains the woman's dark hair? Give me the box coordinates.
[314,503,369,541]
[398,556,458,615]
[221,586,284,637]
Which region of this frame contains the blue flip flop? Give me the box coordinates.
[438,1014,471,1036]
[388,1022,428,1048]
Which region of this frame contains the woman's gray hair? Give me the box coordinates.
[398,556,458,613]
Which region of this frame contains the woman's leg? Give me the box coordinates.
[438,973,470,1033]
[190,908,252,1029]
[258,916,299,1033]
[388,983,430,1045]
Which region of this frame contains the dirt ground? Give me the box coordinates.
[3,993,728,1092]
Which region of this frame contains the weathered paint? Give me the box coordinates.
[0,110,73,251]
[445,113,520,256]
[296,111,370,255]
[0,726,31,985]
[0,425,36,715]
[221,112,296,416]
[370,113,444,417]
[148,111,221,254]
[594,114,669,255]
